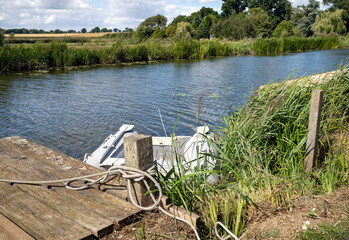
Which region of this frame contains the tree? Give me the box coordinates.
[312,9,347,35]
[0,29,4,47]
[123,28,133,32]
[323,0,349,13]
[165,25,176,37]
[91,26,101,33]
[292,0,321,36]
[247,7,272,37]
[221,0,248,18]
[196,14,218,38]
[5,28,30,34]
[188,7,219,29]
[81,28,87,33]
[137,14,167,38]
[210,12,255,40]
[113,28,119,32]
[248,0,292,27]
[152,28,166,38]
[170,15,188,28]
[176,22,194,38]
[272,20,295,37]
[54,29,63,33]
[67,29,76,33]
[139,14,167,29]
[323,0,349,30]
[30,29,39,33]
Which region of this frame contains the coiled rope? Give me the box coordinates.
[0,165,238,240]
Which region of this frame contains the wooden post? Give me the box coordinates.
[124,134,154,206]
[304,89,324,172]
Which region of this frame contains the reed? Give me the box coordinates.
[251,36,340,54]
[158,67,349,238]
[1,36,347,72]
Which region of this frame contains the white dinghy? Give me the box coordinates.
[83,124,216,173]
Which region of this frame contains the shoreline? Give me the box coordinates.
[1,36,347,73]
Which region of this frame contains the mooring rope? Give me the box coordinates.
[0,165,238,240]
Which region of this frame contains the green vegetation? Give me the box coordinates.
[0,30,4,47]
[251,36,341,54]
[299,219,349,239]
[312,9,347,35]
[1,36,348,72]
[1,0,348,72]
[2,0,348,41]
[158,67,349,238]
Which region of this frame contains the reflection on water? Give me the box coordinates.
[0,48,348,158]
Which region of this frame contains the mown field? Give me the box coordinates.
[4,32,111,38]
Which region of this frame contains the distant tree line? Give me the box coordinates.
[135,0,348,40]
[0,27,133,34]
[0,0,347,44]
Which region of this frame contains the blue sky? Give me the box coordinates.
[0,0,325,31]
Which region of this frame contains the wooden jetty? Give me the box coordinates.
[0,136,142,239]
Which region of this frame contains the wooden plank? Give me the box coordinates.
[0,183,93,240]
[0,138,138,214]
[0,137,141,238]
[0,163,114,237]
[0,213,35,240]
[0,137,131,199]
[305,89,324,171]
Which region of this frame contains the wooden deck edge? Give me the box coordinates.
[0,213,35,240]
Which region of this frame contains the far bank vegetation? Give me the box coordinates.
[0,0,349,72]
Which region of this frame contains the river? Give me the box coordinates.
[0,48,348,158]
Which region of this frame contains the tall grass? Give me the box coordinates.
[0,36,347,72]
[251,36,340,54]
[158,67,349,238]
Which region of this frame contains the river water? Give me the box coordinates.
[0,48,348,158]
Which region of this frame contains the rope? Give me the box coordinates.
[215,222,239,240]
[0,165,238,240]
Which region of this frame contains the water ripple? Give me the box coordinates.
[1,49,348,158]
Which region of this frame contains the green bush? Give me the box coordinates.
[0,30,4,47]
[272,20,295,37]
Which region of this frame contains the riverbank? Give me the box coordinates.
[1,36,348,72]
[157,67,349,238]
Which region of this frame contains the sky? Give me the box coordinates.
[0,0,326,31]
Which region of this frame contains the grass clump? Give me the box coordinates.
[299,219,349,240]
[251,36,340,54]
[158,67,349,238]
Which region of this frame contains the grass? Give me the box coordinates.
[260,229,281,239]
[251,36,341,55]
[2,36,348,72]
[299,219,349,240]
[157,66,349,239]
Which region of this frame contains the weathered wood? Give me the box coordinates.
[124,134,154,206]
[0,146,137,223]
[0,164,114,237]
[305,89,324,172]
[161,196,201,228]
[0,213,34,240]
[0,137,141,239]
[0,182,94,240]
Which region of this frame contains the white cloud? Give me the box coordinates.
[0,0,327,31]
[44,14,56,24]
[199,0,218,3]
